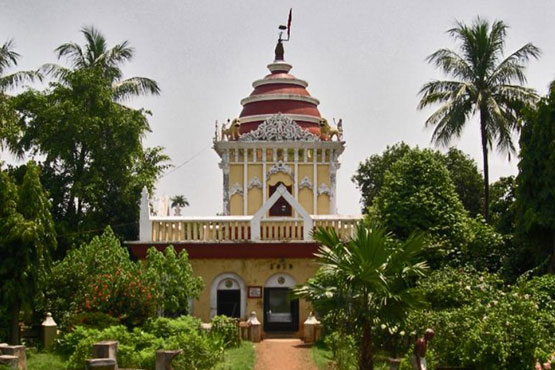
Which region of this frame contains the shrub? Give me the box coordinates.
[67,311,120,331]
[167,330,223,370]
[142,315,201,338]
[211,315,240,348]
[324,331,357,370]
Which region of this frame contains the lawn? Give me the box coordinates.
[215,341,256,370]
[26,350,66,370]
[311,341,332,370]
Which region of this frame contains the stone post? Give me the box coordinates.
[246,311,261,342]
[92,341,118,370]
[85,358,116,370]
[239,321,250,340]
[139,186,152,242]
[0,355,18,369]
[0,344,26,370]
[303,312,321,344]
[41,312,58,350]
[155,349,183,370]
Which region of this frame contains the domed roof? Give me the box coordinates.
[238,43,322,137]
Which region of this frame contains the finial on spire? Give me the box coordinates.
[275,9,292,61]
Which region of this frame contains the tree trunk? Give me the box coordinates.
[359,319,373,370]
[9,299,21,345]
[480,112,490,223]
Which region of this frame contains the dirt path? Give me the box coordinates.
[254,339,318,370]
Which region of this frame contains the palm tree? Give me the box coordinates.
[0,39,39,92]
[418,17,540,222]
[170,195,189,216]
[297,224,429,370]
[43,26,160,101]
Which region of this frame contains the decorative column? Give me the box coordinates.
[313,148,318,215]
[294,148,299,218]
[219,150,230,215]
[139,187,152,242]
[243,147,248,215]
[330,152,340,214]
[262,148,267,203]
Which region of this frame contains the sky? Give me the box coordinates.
[1,0,554,216]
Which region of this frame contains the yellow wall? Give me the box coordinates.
[247,164,263,214]
[190,257,319,338]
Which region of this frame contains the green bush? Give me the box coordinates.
[167,330,223,370]
[142,315,201,338]
[324,331,357,370]
[67,311,120,330]
[211,315,240,348]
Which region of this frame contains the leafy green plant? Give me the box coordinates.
[210,315,240,348]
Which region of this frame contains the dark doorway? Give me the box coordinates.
[217,290,241,318]
[269,182,292,216]
[263,288,299,332]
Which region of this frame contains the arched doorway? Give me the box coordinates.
[210,273,246,319]
[264,273,299,332]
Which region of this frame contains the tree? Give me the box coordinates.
[6,66,169,251]
[353,144,483,216]
[418,17,540,222]
[297,225,428,370]
[170,195,189,216]
[0,40,39,146]
[43,26,159,101]
[515,89,555,273]
[0,162,56,344]
[352,142,411,212]
[442,147,484,217]
[144,246,203,317]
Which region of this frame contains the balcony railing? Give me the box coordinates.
[146,215,360,243]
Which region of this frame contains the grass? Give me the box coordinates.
[311,340,333,370]
[214,341,256,370]
[26,349,67,370]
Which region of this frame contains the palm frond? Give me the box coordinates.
[55,42,85,68]
[40,63,70,82]
[112,77,160,100]
[489,43,541,85]
[0,40,20,74]
[425,49,474,80]
[0,70,40,91]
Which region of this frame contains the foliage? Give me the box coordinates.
[5,53,169,252]
[442,147,484,217]
[39,227,155,328]
[66,311,120,331]
[489,176,517,235]
[0,162,56,343]
[324,332,358,370]
[352,142,411,212]
[516,88,555,272]
[403,269,555,369]
[26,349,67,370]
[0,39,39,92]
[371,149,468,268]
[418,17,540,222]
[170,195,189,208]
[142,315,202,339]
[462,216,506,272]
[297,224,429,370]
[144,246,203,317]
[211,315,241,348]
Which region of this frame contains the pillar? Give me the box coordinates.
[41,313,58,350]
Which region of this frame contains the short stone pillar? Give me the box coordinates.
[41,313,58,350]
[239,321,250,340]
[92,341,118,370]
[0,344,26,370]
[0,355,18,369]
[246,311,261,342]
[303,312,321,344]
[155,349,183,370]
[85,358,116,370]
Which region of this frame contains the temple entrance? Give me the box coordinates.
[264,273,299,332]
[269,182,292,216]
[217,289,241,318]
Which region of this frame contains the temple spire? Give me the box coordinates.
[274,39,285,61]
[274,9,292,62]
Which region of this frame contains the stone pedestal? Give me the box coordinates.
[247,311,261,342]
[0,355,18,369]
[41,313,58,350]
[303,312,321,344]
[0,344,26,370]
[92,341,118,370]
[85,358,116,370]
[239,321,250,340]
[155,349,183,370]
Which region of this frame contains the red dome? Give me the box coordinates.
[238,60,322,136]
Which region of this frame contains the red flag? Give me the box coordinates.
[287,9,292,38]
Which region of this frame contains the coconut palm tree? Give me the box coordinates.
[418,17,540,222]
[297,224,429,370]
[42,26,160,101]
[170,195,189,216]
[0,39,39,92]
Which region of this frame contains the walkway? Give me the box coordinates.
[254,339,318,370]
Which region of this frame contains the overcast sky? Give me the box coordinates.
[2,0,554,216]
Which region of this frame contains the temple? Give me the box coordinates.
[127,36,361,337]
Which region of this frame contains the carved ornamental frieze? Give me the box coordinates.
[239,113,320,142]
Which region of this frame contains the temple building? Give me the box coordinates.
[127,37,361,337]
